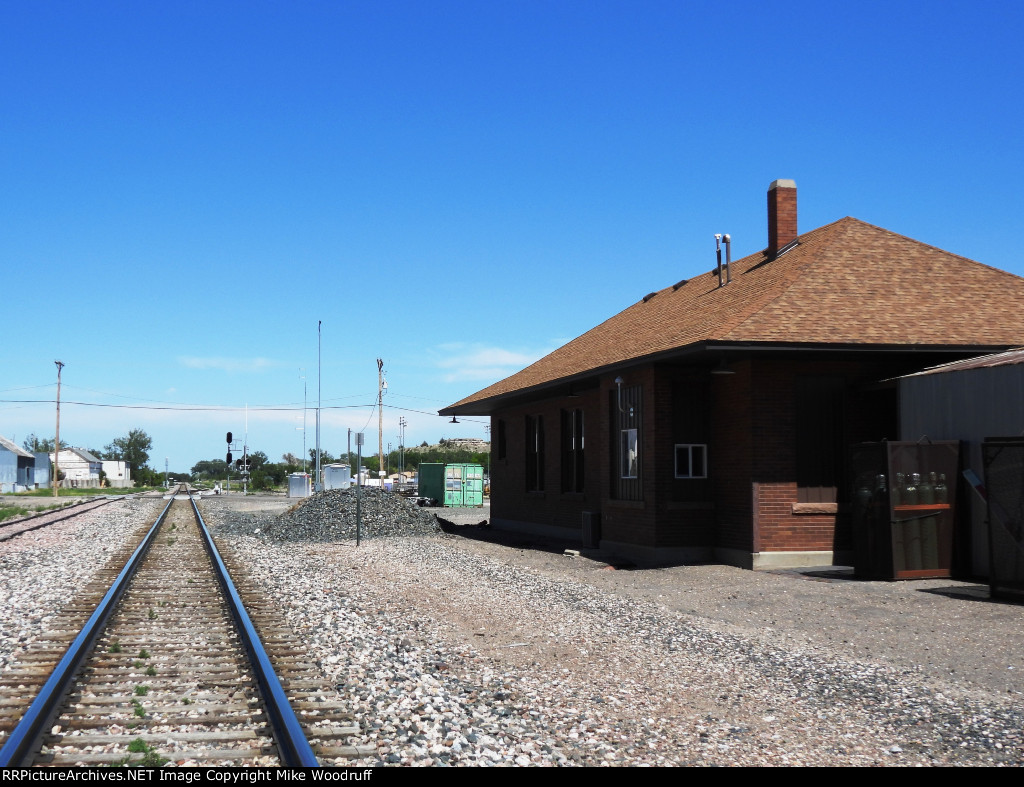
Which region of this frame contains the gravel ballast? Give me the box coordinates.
[0,497,163,673]
[201,492,1024,767]
[3,492,1023,766]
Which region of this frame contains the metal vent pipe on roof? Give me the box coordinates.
[715,234,723,287]
[723,234,732,284]
[715,234,732,287]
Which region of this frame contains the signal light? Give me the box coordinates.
[226,452,232,465]
[226,432,233,444]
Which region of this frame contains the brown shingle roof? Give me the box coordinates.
[447,217,1024,410]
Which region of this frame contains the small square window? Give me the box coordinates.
[675,444,707,479]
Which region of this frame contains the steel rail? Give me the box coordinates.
[0,497,120,540]
[0,496,174,767]
[188,493,320,768]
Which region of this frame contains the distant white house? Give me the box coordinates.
[51,447,102,488]
[101,460,132,488]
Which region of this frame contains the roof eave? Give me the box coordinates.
[441,340,1019,415]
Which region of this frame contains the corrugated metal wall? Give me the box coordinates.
[33,453,51,488]
[900,364,1024,577]
[0,451,17,492]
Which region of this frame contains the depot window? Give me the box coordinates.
[674,444,707,479]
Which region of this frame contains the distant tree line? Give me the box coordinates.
[188,441,491,492]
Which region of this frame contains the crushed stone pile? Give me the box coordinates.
[213,487,444,542]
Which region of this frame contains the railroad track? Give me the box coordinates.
[0,487,373,767]
[0,497,124,543]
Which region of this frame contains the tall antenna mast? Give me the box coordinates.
[377,359,385,483]
[315,321,322,492]
[53,360,64,497]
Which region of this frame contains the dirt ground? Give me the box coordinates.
[432,504,1024,702]
[212,494,1024,701]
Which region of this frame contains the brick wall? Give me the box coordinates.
[710,359,755,552]
[749,358,900,554]
[489,354,901,560]
[601,366,659,547]
[490,389,601,533]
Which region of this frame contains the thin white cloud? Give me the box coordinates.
[434,344,551,383]
[177,356,279,373]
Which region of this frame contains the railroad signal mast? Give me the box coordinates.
[225,431,249,493]
[226,430,250,495]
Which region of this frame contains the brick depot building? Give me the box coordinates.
[442,180,1024,569]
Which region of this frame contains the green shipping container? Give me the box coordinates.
[420,462,484,507]
[418,463,445,505]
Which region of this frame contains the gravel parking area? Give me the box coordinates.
[203,495,1024,766]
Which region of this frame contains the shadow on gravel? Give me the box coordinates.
[789,568,858,582]
[435,516,691,571]
[435,517,576,557]
[918,584,1004,603]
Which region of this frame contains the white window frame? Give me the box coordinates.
[674,443,707,479]
[620,428,638,479]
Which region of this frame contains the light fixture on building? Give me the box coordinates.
[710,360,735,375]
[449,416,459,424]
[614,376,633,416]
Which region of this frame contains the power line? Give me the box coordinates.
[0,399,488,422]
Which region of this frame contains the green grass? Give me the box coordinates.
[131,699,146,718]
[111,738,169,768]
[17,487,161,498]
[137,649,150,659]
[0,500,74,521]
[134,685,149,696]
[0,505,31,523]
[145,665,157,676]
[108,642,122,654]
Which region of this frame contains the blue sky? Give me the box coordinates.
[2,0,1022,473]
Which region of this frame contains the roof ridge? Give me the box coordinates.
[0,434,34,458]
[715,218,854,337]
[829,216,1022,279]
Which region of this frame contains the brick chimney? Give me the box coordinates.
[767,179,797,257]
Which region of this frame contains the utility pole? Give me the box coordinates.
[300,368,307,473]
[315,321,322,492]
[377,358,385,485]
[485,423,491,484]
[398,416,407,479]
[355,432,364,546]
[53,360,64,497]
[243,403,249,496]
